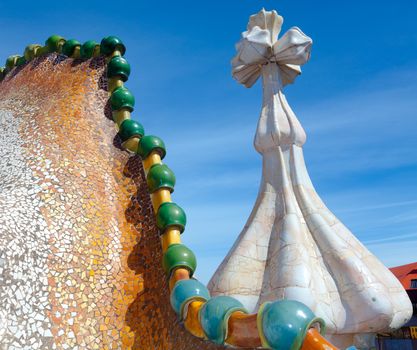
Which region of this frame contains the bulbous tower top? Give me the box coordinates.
[232,9,312,152]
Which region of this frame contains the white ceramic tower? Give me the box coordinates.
[208,9,412,349]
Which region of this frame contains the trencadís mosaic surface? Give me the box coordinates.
[0,53,224,350]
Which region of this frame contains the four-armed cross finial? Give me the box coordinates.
[232,9,312,88]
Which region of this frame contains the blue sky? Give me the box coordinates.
[1,1,417,283]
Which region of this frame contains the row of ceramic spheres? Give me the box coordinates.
[1,34,332,350]
[0,35,105,80]
[100,36,254,346]
[101,37,327,350]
